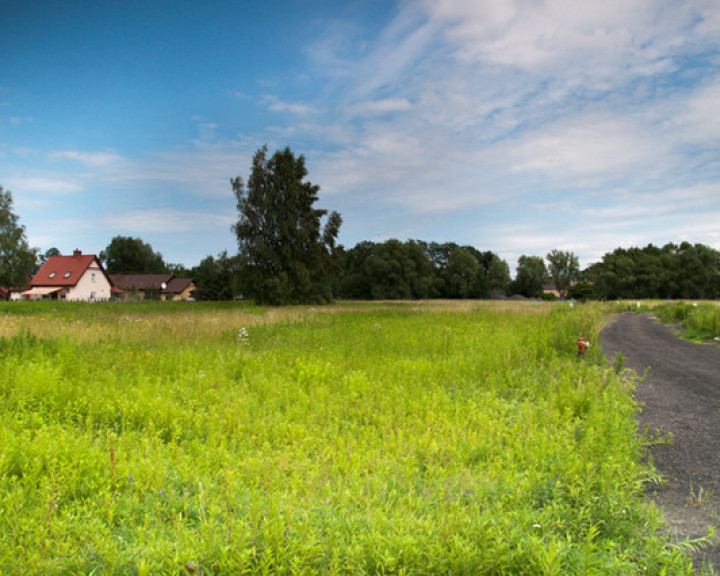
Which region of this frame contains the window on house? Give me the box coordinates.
[49,272,57,278]
[91,273,96,283]
[64,272,72,278]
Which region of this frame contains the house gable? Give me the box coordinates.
[27,250,118,301]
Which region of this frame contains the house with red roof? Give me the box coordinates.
[23,250,122,301]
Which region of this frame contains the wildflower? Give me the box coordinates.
[237,327,250,345]
[532,524,541,528]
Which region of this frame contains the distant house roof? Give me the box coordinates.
[30,250,119,291]
[111,274,174,291]
[166,277,194,294]
[111,274,194,295]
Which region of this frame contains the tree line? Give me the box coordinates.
[585,242,720,300]
[2,146,719,303]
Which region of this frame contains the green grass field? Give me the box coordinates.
[0,301,706,574]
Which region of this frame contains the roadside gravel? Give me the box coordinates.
[601,312,720,571]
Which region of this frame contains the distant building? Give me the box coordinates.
[110,274,196,301]
[542,283,562,298]
[24,250,121,301]
[543,282,579,299]
[0,287,24,301]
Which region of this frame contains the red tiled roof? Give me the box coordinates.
[31,252,95,287]
[30,251,117,289]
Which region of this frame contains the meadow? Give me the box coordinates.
[0,300,705,574]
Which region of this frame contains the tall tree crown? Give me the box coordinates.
[546,249,580,298]
[100,235,167,274]
[0,186,37,293]
[233,145,342,305]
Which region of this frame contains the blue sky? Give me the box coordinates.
[2,0,719,271]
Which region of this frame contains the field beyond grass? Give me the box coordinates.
[0,301,701,574]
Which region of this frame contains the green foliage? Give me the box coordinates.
[232,145,342,305]
[0,185,37,293]
[0,301,707,574]
[586,242,720,300]
[191,251,238,301]
[336,240,511,300]
[512,255,549,298]
[100,235,168,275]
[568,281,594,302]
[339,239,439,299]
[655,302,720,341]
[547,250,580,299]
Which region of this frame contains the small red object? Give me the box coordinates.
[577,337,589,354]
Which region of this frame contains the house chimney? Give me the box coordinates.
[73,249,82,258]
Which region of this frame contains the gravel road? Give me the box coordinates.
[601,312,720,571]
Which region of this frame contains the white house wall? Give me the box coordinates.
[66,262,112,302]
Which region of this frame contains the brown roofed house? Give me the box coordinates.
[111,274,196,301]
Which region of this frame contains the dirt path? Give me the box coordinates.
[601,313,720,571]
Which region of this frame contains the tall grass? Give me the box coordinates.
[653,301,720,341]
[0,301,702,574]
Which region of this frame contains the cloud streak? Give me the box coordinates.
[3,1,720,268]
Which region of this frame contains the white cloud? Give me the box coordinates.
[52,150,125,167]
[510,114,671,182]
[423,0,699,75]
[102,209,235,234]
[347,98,413,116]
[6,176,82,195]
[669,80,720,145]
[263,96,317,116]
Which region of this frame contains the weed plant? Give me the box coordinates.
[0,301,702,574]
[654,302,720,341]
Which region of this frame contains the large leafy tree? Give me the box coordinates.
[547,249,580,298]
[584,242,720,300]
[476,249,511,297]
[232,145,342,305]
[0,186,37,295]
[100,235,167,274]
[678,241,720,299]
[428,242,480,298]
[191,251,238,301]
[335,240,511,300]
[360,239,436,300]
[513,255,548,297]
